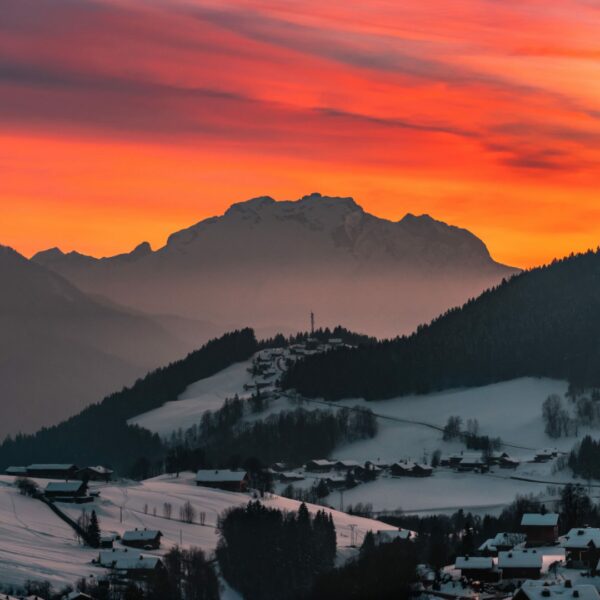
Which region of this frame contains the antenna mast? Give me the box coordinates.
[310,311,315,335]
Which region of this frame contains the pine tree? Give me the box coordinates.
[87,510,101,547]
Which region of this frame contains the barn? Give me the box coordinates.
[195,469,249,492]
[121,529,163,550]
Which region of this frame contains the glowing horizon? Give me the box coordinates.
[2,0,600,268]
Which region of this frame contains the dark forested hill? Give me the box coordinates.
[0,329,258,474]
[283,250,600,400]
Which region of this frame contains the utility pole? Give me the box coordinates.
[119,506,122,523]
[339,489,344,512]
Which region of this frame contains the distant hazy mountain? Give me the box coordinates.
[0,246,189,438]
[33,193,517,338]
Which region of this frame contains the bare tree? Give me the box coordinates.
[163,502,173,519]
[180,501,196,523]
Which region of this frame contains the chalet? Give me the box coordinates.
[114,555,164,579]
[44,480,88,500]
[513,580,600,600]
[521,513,559,546]
[328,338,343,347]
[455,556,499,582]
[534,449,557,463]
[561,528,600,569]
[98,548,141,567]
[375,529,416,544]
[412,463,434,477]
[391,461,434,477]
[498,549,542,579]
[500,455,521,469]
[4,466,27,476]
[27,463,79,479]
[334,459,361,471]
[100,533,117,548]
[122,528,163,550]
[456,454,488,472]
[271,462,287,472]
[479,532,526,556]
[354,462,382,480]
[195,469,249,492]
[305,459,335,473]
[77,465,113,482]
[324,475,346,489]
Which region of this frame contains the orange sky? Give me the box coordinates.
[2,0,600,267]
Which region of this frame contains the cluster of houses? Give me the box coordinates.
[453,513,600,587]
[4,463,113,482]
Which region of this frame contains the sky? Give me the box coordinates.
[1,0,600,268]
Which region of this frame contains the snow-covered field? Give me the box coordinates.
[129,360,254,436]
[126,350,593,515]
[0,473,396,588]
[0,478,102,587]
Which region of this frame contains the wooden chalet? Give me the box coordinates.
[478,532,526,556]
[27,463,79,479]
[561,528,600,569]
[121,528,163,550]
[195,469,249,492]
[305,459,335,473]
[521,513,559,546]
[44,480,88,500]
[76,465,113,482]
[455,556,499,582]
[390,461,433,477]
[498,549,542,579]
[334,459,361,471]
[113,555,164,579]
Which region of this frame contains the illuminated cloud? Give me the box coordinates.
[1,0,600,266]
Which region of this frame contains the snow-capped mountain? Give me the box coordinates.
[33,193,517,338]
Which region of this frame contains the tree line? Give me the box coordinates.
[283,250,600,400]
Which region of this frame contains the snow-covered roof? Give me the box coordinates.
[521,513,559,527]
[28,463,76,470]
[122,529,162,542]
[196,469,247,483]
[65,592,93,600]
[5,466,27,474]
[518,581,600,600]
[455,556,494,570]
[98,548,142,566]
[561,528,600,549]
[114,556,162,571]
[307,459,335,467]
[45,481,85,493]
[334,460,361,468]
[81,465,113,474]
[479,532,526,551]
[498,550,542,569]
[376,529,416,542]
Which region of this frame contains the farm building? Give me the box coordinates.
[498,549,542,579]
[561,528,600,569]
[521,513,559,546]
[277,472,305,483]
[113,555,164,579]
[44,480,88,500]
[121,529,163,550]
[305,459,335,473]
[390,461,433,477]
[375,529,416,544]
[513,580,600,600]
[195,469,249,492]
[27,463,79,479]
[4,466,27,476]
[479,532,526,556]
[500,455,521,469]
[334,459,361,471]
[534,449,558,463]
[456,454,488,472]
[455,556,499,582]
[76,465,113,482]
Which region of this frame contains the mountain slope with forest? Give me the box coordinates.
[283,250,600,400]
[33,193,517,338]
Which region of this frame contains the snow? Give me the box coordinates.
[522,513,559,527]
[128,360,254,436]
[561,528,600,549]
[0,473,396,587]
[455,556,494,570]
[498,550,543,568]
[0,479,101,587]
[518,581,600,600]
[196,469,247,483]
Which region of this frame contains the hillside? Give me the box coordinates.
[33,193,517,338]
[0,329,259,473]
[283,250,600,400]
[0,246,189,438]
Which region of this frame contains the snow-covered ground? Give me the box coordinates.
[127,350,593,515]
[0,478,102,587]
[129,360,254,436]
[0,473,396,587]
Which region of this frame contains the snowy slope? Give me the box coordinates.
[0,474,396,587]
[129,360,254,436]
[0,479,102,587]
